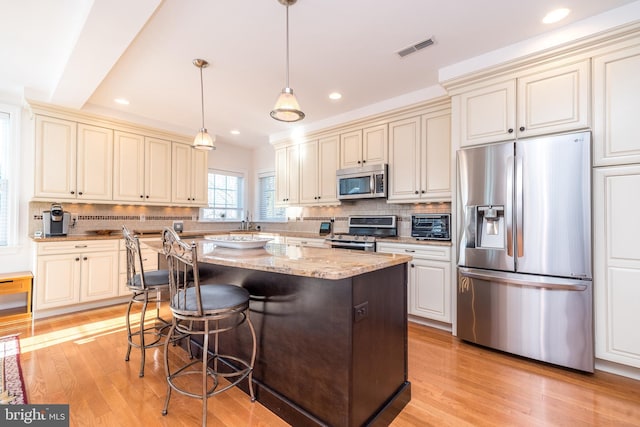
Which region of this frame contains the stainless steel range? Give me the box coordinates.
[325,215,397,251]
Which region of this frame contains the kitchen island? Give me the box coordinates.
[151,238,412,427]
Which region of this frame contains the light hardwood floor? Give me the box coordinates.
[2,304,639,426]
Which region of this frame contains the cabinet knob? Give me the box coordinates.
[362,160,366,164]
[70,191,75,195]
[140,195,144,199]
[317,196,321,199]
[519,126,525,132]
[83,257,87,261]
[146,195,149,199]
[414,191,419,194]
[421,190,425,193]
[357,160,361,164]
[508,128,514,134]
[78,191,83,195]
[75,257,80,261]
[410,264,415,268]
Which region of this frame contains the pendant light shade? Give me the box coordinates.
[192,58,216,150]
[271,0,305,122]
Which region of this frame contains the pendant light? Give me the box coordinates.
[270,0,305,122]
[192,58,216,150]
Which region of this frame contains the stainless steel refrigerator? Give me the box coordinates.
[457,131,593,372]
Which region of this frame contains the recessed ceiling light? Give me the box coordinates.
[329,92,342,100]
[543,8,570,24]
[114,98,130,105]
[230,130,240,135]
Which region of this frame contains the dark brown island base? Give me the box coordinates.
[152,239,412,426]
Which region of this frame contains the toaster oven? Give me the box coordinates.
[411,213,451,241]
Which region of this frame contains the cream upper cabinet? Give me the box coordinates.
[340,126,387,169]
[299,135,339,205]
[388,108,451,202]
[35,116,113,201]
[594,165,640,369]
[457,59,590,146]
[35,116,77,199]
[114,132,172,204]
[275,144,299,206]
[593,42,640,166]
[171,142,208,205]
[76,123,113,201]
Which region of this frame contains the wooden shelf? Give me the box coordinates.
[0,271,33,323]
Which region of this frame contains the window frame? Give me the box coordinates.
[199,169,245,222]
[0,103,20,251]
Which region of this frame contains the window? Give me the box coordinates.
[258,172,285,221]
[0,107,17,247]
[201,170,244,221]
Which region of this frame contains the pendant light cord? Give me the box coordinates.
[199,65,205,129]
[285,3,290,88]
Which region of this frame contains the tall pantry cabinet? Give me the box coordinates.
[592,36,640,371]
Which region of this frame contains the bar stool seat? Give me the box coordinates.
[161,227,256,426]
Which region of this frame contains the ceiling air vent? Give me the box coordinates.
[397,37,435,58]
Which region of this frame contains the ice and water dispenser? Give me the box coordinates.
[463,205,506,250]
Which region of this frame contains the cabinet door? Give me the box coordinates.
[34,116,77,199]
[594,165,640,368]
[299,140,319,204]
[422,110,451,199]
[171,142,193,204]
[286,145,300,204]
[76,123,113,201]
[409,258,451,323]
[458,80,516,147]
[190,148,209,205]
[144,137,172,203]
[593,43,640,166]
[340,130,363,168]
[275,147,289,205]
[35,254,81,310]
[80,251,119,302]
[113,131,145,202]
[317,135,339,203]
[363,124,388,165]
[388,116,421,201]
[517,60,589,138]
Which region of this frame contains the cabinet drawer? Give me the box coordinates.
[37,239,119,255]
[377,243,451,261]
[0,279,30,294]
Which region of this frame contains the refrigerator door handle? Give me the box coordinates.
[506,155,514,258]
[515,154,524,258]
[459,268,588,291]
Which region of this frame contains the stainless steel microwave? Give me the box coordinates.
[337,164,387,200]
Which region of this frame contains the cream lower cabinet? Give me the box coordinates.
[171,142,208,205]
[455,59,589,147]
[299,135,339,205]
[594,165,640,369]
[377,242,451,323]
[388,106,451,202]
[285,237,328,248]
[35,240,119,310]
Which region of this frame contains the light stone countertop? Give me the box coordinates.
[144,239,413,280]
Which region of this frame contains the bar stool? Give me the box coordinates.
[161,227,256,426]
[122,225,171,377]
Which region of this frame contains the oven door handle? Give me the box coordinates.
[328,241,375,249]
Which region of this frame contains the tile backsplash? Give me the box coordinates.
[29,200,450,238]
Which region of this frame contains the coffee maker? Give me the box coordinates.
[43,204,71,237]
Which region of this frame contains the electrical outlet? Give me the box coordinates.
[140,214,146,222]
[173,221,184,233]
[354,301,369,322]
